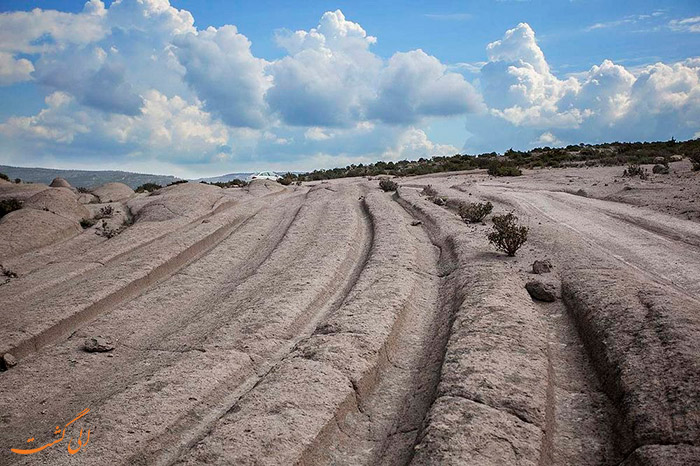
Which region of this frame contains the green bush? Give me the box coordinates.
[488,161,522,177]
[379,178,398,192]
[0,172,9,182]
[459,201,493,223]
[97,205,114,219]
[487,212,529,257]
[76,187,90,193]
[80,218,96,229]
[0,198,23,219]
[135,182,162,193]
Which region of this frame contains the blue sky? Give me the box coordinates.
[0,0,698,177]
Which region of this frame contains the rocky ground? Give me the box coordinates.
[0,163,698,465]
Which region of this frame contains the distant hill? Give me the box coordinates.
[196,173,253,183]
[0,165,181,189]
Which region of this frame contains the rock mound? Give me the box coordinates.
[129,182,224,223]
[247,179,284,196]
[24,187,90,222]
[92,182,134,202]
[0,209,81,260]
[49,177,72,188]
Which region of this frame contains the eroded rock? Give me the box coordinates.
[0,353,17,370]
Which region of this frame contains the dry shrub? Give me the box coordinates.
[0,198,22,219]
[622,164,649,180]
[487,212,528,256]
[459,201,493,223]
[421,185,438,197]
[379,178,398,192]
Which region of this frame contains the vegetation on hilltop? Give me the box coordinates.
[282,138,699,182]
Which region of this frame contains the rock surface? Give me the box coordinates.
[92,182,134,202]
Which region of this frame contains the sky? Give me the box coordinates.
[0,0,698,177]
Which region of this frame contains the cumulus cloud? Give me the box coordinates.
[475,22,700,147]
[266,10,381,127]
[0,51,34,85]
[381,128,459,160]
[1,2,699,174]
[370,49,484,124]
[267,9,480,127]
[173,25,271,128]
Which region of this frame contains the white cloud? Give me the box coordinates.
[370,49,484,124]
[476,22,700,145]
[532,131,562,146]
[173,25,271,128]
[381,128,459,160]
[305,127,333,141]
[0,51,34,85]
[669,16,700,33]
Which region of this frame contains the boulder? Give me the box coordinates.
[83,336,114,352]
[49,177,71,188]
[0,353,17,370]
[92,182,134,202]
[670,155,683,162]
[525,280,557,302]
[532,259,552,274]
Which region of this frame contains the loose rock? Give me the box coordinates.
[411,220,422,226]
[1,353,17,370]
[525,280,557,302]
[84,336,114,352]
[532,259,552,274]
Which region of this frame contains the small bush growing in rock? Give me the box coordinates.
[0,198,22,219]
[459,201,493,223]
[652,164,669,174]
[488,161,522,177]
[379,178,398,192]
[135,183,162,193]
[421,185,438,198]
[622,164,649,180]
[76,186,90,193]
[0,172,9,182]
[80,218,96,229]
[97,205,114,218]
[487,212,529,256]
[14,178,20,184]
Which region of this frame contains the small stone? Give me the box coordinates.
[526,280,557,302]
[84,336,114,352]
[532,259,552,274]
[411,220,422,226]
[1,353,18,370]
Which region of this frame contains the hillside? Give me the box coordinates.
[0,165,180,189]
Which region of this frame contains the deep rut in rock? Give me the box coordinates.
[308,193,463,466]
